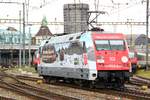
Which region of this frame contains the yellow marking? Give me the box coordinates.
[36,80,43,84]
[141,85,148,90]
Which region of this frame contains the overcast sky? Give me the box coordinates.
[0,0,148,36]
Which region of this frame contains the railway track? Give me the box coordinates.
[8,74,126,100]
[13,73,150,100]
[14,76,111,99]
[113,86,150,100]
[130,75,150,87]
[0,96,16,100]
[0,71,78,100]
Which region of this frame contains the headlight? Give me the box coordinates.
[121,56,128,63]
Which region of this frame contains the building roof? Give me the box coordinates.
[6,27,17,32]
[125,34,140,45]
[35,16,52,36]
[134,34,150,45]
[35,25,52,36]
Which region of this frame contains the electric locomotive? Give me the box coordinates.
[37,31,131,88]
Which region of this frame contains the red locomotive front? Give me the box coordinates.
[92,33,131,71]
[92,33,131,88]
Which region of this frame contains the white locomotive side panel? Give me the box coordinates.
[38,32,97,80]
[41,41,85,68]
[80,32,97,80]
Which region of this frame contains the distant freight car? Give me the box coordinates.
[37,31,131,88]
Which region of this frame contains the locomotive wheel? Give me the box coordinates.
[74,79,84,87]
[43,76,57,84]
[64,78,74,84]
[43,76,50,83]
[49,79,57,84]
[89,83,94,89]
[79,80,84,87]
[88,81,95,89]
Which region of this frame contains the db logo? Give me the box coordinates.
[109,57,116,61]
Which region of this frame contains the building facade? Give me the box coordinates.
[0,27,33,67]
[0,27,30,44]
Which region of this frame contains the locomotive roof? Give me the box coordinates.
[40,31,125,46]
[45,32,85,44]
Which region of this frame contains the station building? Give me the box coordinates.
[0,17,53,67]
[0,27,32,67]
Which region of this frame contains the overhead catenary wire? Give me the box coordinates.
[108,1,143,16]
